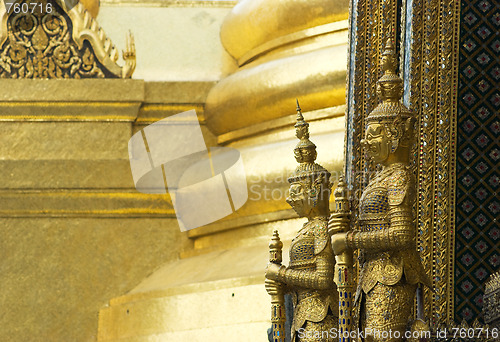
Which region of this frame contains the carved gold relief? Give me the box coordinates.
[483,272,500,326]
[0,0,135,78]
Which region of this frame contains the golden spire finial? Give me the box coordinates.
[269,230,283,264]
[289,101,330,183]
[333,175,350,215]
[365,38,412,123]
[296,98,304,121]
[294,99,309,140]
[333,175,347,199]
[381,38,397,74]
[293,100,316,163]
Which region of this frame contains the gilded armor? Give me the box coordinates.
[284,217,338,335]
[351,163,430,296]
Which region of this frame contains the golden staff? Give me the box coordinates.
[268,230,286,342]
[330,177,354,341]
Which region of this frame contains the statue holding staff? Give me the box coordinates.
[329,40,431,342]
[266,102,338,342]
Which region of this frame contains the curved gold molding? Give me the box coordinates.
[221,0,348,61]
[205,45,347,135]
[217,105,345,145]
[238,20,348,67]
[0,190,175,218]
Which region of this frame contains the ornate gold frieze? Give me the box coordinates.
[0,0,135,78]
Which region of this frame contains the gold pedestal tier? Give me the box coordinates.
[205,0,349,136]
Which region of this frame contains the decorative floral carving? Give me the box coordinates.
[0,0,135,78]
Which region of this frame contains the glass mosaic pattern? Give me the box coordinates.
[456,0,500,322]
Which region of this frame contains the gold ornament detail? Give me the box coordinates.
[331,176,355,339]
[406,0,460,324]
[265,102,337,341]
[0,0,135,78]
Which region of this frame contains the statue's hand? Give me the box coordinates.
[328,213,350,235]
[331,232,348,255]
[265,263,282,281]
[266,262,286,280]
[265,279,281,296]
[122,31,136,78]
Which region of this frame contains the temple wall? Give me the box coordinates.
[0,0,235,339]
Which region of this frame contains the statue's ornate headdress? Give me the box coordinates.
[288,100,330,184]
[366,39,414,124]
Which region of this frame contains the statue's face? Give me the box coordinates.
[362,123,390,163]
[286,181,312,217]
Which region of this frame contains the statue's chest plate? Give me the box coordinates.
[359,187,390,228]
[289,230,315,269]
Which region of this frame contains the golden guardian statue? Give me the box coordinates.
[329,40,431,341]
[266,102,338,342]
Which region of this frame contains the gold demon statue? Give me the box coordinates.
[265,102,338,342]
[329,40,431,342]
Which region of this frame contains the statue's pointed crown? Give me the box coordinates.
[366,38,413,123]
[294,99,316,156]
[288,100,330,183]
